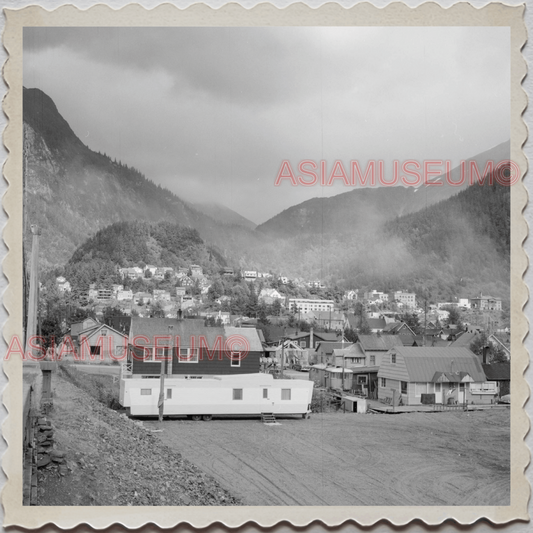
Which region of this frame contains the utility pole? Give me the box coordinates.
[158,324,172,422]
[280,339,285,379]
[158,361,166,423]
[25,225,41,357]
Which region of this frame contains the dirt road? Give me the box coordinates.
[145,410,510,506]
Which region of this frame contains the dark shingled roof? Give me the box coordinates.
[315,341,353,355]
[129,318,225,347]
[450,331,480,348]
[366,318,387,330]
[358,334,404,351]
[482,362,511,381]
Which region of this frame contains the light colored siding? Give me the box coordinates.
[378,378,401,403]
[378,351,410,382]
[407,382,418,405]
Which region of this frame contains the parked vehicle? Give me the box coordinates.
[120,372,314,419]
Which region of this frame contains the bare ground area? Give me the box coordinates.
[144,409,510,506]
[36,370,510,507]
[36,373,241,506]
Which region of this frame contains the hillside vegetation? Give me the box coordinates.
[64,221,225,289]
[23,87,258,270]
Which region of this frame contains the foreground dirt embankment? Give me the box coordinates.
[37,374,241,506]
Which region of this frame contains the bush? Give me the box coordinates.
[58,362,121,410]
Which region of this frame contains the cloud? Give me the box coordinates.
[23,26,510,224]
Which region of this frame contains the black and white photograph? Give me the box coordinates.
[2,1,530,529]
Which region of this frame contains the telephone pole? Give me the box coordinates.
[25,225,41,357]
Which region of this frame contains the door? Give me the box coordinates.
[458,383,466,404]
[434,383,443,404]
[262,387,274,411]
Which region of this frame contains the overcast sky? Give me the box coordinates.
[23,27,510,224]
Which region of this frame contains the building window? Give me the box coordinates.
[179,348,199,363]
[140,389,152,395]
[233,389,243,400]
[263,388,268,399]
[90,346,101,356]
[380,377,386,388]
[391,354,396,364]
[435,383,441,392]
[401,381,407,394]
[156,347,170,360]
[459,383,465,391]
[369,356,375,366]
[230,352,242,367]
[357,376,367,384]
[167,388,172,399]
[281,389,291,400]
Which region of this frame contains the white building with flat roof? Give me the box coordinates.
[288,298,334,313]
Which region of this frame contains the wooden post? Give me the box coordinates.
[280,340,285,379]
[392,389,397,413]
[158,361,165,422]
[25,226,41,357]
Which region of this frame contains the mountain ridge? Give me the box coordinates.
[23,87,260,270]
[257,140,510,238]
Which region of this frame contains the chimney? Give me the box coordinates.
[482,345,489,364]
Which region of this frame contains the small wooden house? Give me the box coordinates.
[378,346,491,406]
[127,318,263,377]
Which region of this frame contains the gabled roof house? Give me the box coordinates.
[378,347,491,406]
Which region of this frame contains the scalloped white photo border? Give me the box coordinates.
[1,2,529,529]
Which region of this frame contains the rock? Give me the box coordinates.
[36,447,49,454]
[37,455,51,468]
[50,450,65,459]
[40,441,52,447]
[51,456,65,463]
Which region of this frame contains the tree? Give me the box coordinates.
[257,303,270,325]
[208,279,224,302]
[103,306,128,327]
[40,317,62,352]
[344,326,358,343]
[358,317,371,335]
[70,307,95,323]
[469,331,507,363]
[246,286,259,318]
[400,313,421,335]
[149,300,165,318]
[442,305,462,327]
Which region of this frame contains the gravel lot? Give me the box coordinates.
[37,374,241,506]
[145,409,510,506]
